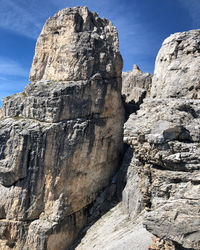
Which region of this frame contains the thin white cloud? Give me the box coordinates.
[0,0,154,56]
[0,0,51,39]
[178,0,200,26]
[0,76,7,81]
[0,57,28,77]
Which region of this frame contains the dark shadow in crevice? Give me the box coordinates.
[172,240,196,250]
[122,90,146,121]
[68,146,133,250]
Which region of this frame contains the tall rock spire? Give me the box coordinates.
[0,7,124,249]
[29,6,122,82]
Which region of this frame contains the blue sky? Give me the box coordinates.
[0,0,200,104]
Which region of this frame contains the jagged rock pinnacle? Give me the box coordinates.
[132,64,142,75]
[0,6,124,250]
[29,6,122,82]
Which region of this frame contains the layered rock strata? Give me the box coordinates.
[123,29,200,249]
[0,7,124,250]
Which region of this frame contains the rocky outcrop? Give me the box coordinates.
[123,29,200,249]
[1,7,199,250]
[122,65,152,116]
[0,7,124,250]
[151,30,200,99]
[29,7,121,82]
[75,203,153,250]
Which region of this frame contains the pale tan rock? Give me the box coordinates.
[0,6,124,250]
[29,6,122,82]
[122,65,152,115]
[132,64,142,75]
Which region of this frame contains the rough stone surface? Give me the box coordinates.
[75,203,153,250]
[2,9,200,250]
[0,6,124,250]
[124,99,200,249]
[151,29,200,99]
[122,65,152,115]
[123,30,200,250]
[29,6,122,82]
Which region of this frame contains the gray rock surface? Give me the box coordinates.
[122,65,152,115]
[0,7,124,250]
[1,8,200,250]
[123,29,200,249]
[151,29,200,99]
[75,203,153,250]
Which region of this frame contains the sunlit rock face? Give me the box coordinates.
[123,29,200,249]
[151,29,200,99]
[0,6,124,250]
[29,6,122,82]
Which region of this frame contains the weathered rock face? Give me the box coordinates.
[123,29,200,249]
[29,6,122,82]
[151,29,200,98]
[75,203,153,250]
[122,65,152,115]
[0,7,124,250]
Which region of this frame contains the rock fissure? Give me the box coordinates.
[0,6,200,250]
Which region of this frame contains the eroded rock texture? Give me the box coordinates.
[151,29,200,99]
[29,6,121,82]
[0,7,124,250]
[75,203,153,250]
[123,29,200,249]
[122,65,152,115]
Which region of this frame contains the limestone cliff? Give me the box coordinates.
[0,7,124,250]
[123,29,200,249]
[75,29,200,250]
[29,7,121,82]
[1,6,200,250]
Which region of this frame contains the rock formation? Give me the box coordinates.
[123,29,200,249]
[151,30,200,99]
[29,7,122,82]
[0,7,124,250]
[1,5,200,250]
[75,203,153,250]
[75,29,200,250]
[122,65,152,116]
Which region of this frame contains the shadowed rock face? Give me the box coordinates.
[123,29,200,249]
[0,7,124,250]
[122,65,152,116]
